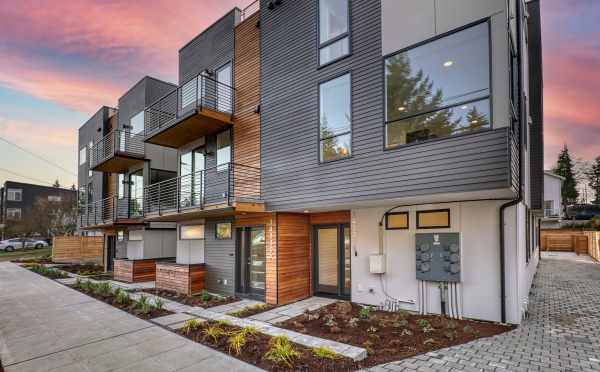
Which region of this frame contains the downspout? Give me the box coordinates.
[499,0,524,324]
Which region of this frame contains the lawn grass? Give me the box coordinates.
[0,247,52,262]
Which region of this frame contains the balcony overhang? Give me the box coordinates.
[79,218,145,230]
[145,108,234,149]
[91,152,145,173]
[144,200,265,222]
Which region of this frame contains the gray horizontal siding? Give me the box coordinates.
[178,10,237,85]
[260,0,512,211]
[204,218,235,296]
[78,107,111,202]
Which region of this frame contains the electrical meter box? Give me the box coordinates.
[415,233,461,282]
[369,254,386,274]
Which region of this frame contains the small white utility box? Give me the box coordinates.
[369,254,386,274]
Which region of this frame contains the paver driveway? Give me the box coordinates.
[368,252,600,372]
[0,262,261,372]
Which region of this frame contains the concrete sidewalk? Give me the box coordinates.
[0,262,261,372]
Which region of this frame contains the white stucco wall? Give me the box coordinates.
[176,221,206,265]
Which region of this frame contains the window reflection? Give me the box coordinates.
[320,74,351,162]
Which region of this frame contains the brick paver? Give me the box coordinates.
[366,253,600,371]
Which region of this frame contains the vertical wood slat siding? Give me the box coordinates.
[260,0,512,212]
[155,262,206,295]
[204,218,236,296]
[113,259,157,283]
[276,213,311,305]
[235,213,277,304]
[309,211,351,225]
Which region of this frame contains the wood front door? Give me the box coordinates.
[313,224,351,298]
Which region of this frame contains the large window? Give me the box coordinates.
[79,147,87,165]
[217,130,231,171]
[6,208,21,220]
[130,111,144,135]
[180,224,205,240]
[129,170,144,217]
[385,22,491,148]
[319,74,352,162]
[7,188,22,202]
[319,0,350,65]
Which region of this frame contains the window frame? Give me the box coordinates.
[129,111,145,135]
[179,224,205,241]
[318,72,353,163]
[79,147,87,165]
[6,188,22,202]
[383,18,494,151]
[215,222,232,240]
[416,209,451,229]
[6,208,22,220]
[317,0,352,67]
[385,211,409,230]
[216,129,232,172]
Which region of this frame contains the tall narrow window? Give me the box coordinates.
[79,147,87,165]
[319,0,350,65]
[118,174,125,199]
[319,74,351,162]
[385,22,491,148]
[129,170,143,217]
[130,111,144,135]
[217,130,231,171]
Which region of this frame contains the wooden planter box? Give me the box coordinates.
[113,259,159,283]
[155,262,206,296]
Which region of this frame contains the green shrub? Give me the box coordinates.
[227,332,247,355]
[95,282,112,296]
[264,336,299,368]
[311,347,338,360]
[416,319,430,329]
[359,306,373,320]
[200,290,211,302]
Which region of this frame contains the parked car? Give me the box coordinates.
[0,238,49,252]
[566,204,600,220]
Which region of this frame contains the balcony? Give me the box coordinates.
[144,163,263,221]
[78,196,144,229]
[144,75,235,149]
[90,130,145,173]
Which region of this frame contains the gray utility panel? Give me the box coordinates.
[415,233,461,283]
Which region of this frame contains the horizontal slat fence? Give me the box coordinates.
[586,231,600,262]
[52,236,103,265]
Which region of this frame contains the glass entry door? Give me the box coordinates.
[314,224,351,298]
[236,226,266,300]
[179,149,205,208]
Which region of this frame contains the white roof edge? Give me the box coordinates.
[544,171,566,181]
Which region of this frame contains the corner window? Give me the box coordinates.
[180,224,205,240]
[79,147,87,165]
[319,74,352,162]
[7,188,22,202]
[130,111,145,135]
[386,212,409,230]
[319,0,350,65]
[385,22,491,148]
[215,222,232,240]
[216,130,231,171]
[6,208,21,220]
[417,209,450,229]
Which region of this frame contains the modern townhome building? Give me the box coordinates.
[0,181,77,239]
[77,77,179,276]
[76,0,543,325]
[541,171,564,229]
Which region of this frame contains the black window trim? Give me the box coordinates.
[383,18,494,151]
[317,0,352,67]
[318,71,353,164]
[385,211,409,230]
[416,209,451,229]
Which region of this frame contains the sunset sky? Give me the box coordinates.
[0,0,598,187]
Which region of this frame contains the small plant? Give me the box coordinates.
[311,346,338,360]
[182,319,202,335]
[446,320,457,330]
[398,310,412,319]
[136,295,149,309]
[423,338,437,346]
[240,326,258,337]
[73,278,83,289]
[324,314,337,327]
[203,325,226,344]
[367,326,378,334]
[306,311,320,321]
[445,330,457,341]
[154,298,165,311]
[359,306,373,320]
[264,336,299,368]
[416,319,430,329]
[200,290,211,302]
[400,329,414,337]
[95,282,112,296]
[227,332,247,355]
[394,319,409,328]
[215,319,231,327]
[115,289,130,305]
[347,317,360,328]
[463,325,476,334]
[140,301,154,315]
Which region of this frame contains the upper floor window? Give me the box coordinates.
[118,174,125,199]
[217,130,231,171]
[319,73,351,162]
[79,147,87,165]
[130,111,144,135]
[385,22,491,148]
[7,188,22,201]
[47,195,62,202]
[6,208,21,220]
[319,0,350,65]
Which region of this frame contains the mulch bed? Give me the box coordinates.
[141,288,239,309]
[178,320,358,371]
[227,304,277,318]
[278,302,515,368]
[12,257,53,264]
[57,264,104,276]
[71,285,173,320]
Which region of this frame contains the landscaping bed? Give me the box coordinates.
[141,288,238,309]
[278,302,515,367]
[177,319,357,371]
[227,303,276,318]
[26,263,69,279]
[71,279,173,320]
[57,263,104,277]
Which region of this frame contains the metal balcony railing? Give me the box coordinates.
[144,75,235,139]
[78,195,144,228]
[144,163,260,216]
[239,0,259,23]
[90,130,145,169]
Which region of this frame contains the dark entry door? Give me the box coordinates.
[314,224,351,298]
[106,235,116,271]
[236,226,266,300]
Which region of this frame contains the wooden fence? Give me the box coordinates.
[541,229,600,259]
[52,236,104,265]
[587,231,600,262]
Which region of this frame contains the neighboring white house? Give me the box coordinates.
[542,171,564,229]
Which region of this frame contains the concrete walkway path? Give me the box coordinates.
[0,262,261,372]
[367,252,600,372]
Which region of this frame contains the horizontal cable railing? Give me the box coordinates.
[144,163,260,216]
[90,130,145,168]
[145,74,235,138]
[239,0,259,23]
[78,195,144,228]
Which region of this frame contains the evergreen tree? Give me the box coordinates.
[588,156,600,204]
[466,106,490,131]
[553,145,579,209]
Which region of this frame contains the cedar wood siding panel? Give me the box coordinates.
[178,9,238,85]
[204,217,236,296]
[527,0,544,210]
[276,213,311,305]
[260,0,512,211]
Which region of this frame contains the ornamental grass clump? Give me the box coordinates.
[311,346,339,360]
[227,332,247,355]
[182,319,202,335]
[264,335,299,368]
[203,325,226,344]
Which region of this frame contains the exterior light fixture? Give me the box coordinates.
[443,60,454,67]
[398,106,406,112]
